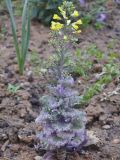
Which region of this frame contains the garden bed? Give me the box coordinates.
[0,2,120,160]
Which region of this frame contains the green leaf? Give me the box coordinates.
[6,0,30,74]
[5,0,21,65]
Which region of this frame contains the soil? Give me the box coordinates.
[0,2,120,160]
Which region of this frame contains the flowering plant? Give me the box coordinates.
[35,1,87,158]
[49,1,83,81]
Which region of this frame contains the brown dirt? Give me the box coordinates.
[0,3,120,160]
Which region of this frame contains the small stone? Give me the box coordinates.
[30,97,40,106]
[27,71,34,82]
[0,88,6,97]
[99,114,110,125]
[106,117,114,124]
[0,129,8,141]
[13,64,19,73]
[85,130,100,147]
[93,64,102,73]
[0,119,9,128]
[10,144,20,152]
[18,128,35,143]
[27,70,32,77]
[28,74,34,82]
[85,104,104,117]
[9,54,16,60]
[86,116,93,123]
[8,128,18,143]
[34,156,42,160]
[0,83,5,88]
[102,125,111,129]
[17,101,32,118]
[20,82,30,88]
[99,114,108,122]
[17,90,31,100]
[19,108,27,118]
[7,70,14,78]
[112,139,120,144]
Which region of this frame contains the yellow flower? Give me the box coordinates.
[72,19,82,31]
[63,35,68,40]
[77,30,81,33]
[72,10,79,17]
[53,14,61,20]
[72,23,79,30]
[67,20,71,25]
[75,19,82,25]
[74,30,81,34]
[51,21,64,31]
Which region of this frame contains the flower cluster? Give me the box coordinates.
[50,0,82,34]
[49,1,83,81]
[36,76,87,151]
[51,21,64,31]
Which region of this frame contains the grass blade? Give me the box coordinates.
[21,0,28,57]
[20,0,30,73]
[5,0,21,64]
[23,9,30,62]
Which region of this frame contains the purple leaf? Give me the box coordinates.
[43,151,56,160]
[115,0,120,5]
[96,13,107,23]
[36,76,87,150]
[79,0,85,7]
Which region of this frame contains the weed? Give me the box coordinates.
[71,45,104,78]
[79,61,119,105]
[8,83,20,94]
[70,43,120,105]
